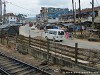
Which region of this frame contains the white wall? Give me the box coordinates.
[88,17,92,21]
[6,16,17,24]
[98,9,100,17]
[48,18,58,23]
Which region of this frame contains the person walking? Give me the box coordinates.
[70,32,73,40]
[66,32,70,39]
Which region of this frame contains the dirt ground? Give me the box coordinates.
[0,44,64,75]
[0,44,41,66]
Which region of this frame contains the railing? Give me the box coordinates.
[18,35,100,66]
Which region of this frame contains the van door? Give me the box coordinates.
[48,31,53,39]
[58,31,64,38]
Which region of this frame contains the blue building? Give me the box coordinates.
[36,7,72,24]
[47,7,72,19]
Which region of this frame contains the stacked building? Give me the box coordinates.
[36,7,72,26]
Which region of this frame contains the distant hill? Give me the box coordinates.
[25,17,36,21]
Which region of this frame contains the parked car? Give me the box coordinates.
[44,29,64,42]
[31,26,36,30]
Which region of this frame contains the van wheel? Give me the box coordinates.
[53,38,55,42]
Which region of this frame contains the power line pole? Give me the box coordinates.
[79,0,81,22]
[72,0,75,24]
[92,0,94,28]
[3,0,6,24]
[0,0,2,22]
[79,0,82,35]
[75,2,76,23]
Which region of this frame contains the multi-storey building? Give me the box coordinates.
[5,13,17,24]
[59,6,100,23]
[36,7,72,25]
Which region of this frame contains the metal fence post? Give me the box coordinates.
[75,43,78,64]
[7,31,9,46]
[1,29,2,43]
[28,32,31,54]
[16,33,18,43]
[47,39,50,62]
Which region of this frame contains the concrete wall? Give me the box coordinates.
[29,46,75,67]
[98,9,100,17]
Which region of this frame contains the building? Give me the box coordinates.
[36,7,72,26]
[59,6,100,24]
[4,13,17,24]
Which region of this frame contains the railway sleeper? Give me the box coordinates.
[0,62,17,67]
[10,67,30,74]
[3,63,21,68]
[16,69,36,75]
[6,64,25,71]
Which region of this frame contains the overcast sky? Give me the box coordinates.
[4,0,100,17]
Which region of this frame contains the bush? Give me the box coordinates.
[76,34,84,39]
[88,38,100,42]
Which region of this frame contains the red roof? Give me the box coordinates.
[4,13,16,17]
[81,6,100,13]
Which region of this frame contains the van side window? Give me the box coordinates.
[58,31,64,35]
[54,31,57,35]
[49,31,53,34]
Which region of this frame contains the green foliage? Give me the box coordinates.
[76,34,85,39]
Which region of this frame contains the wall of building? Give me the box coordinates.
[6,16,17,24]
[36,7,72,24]
[98,9,100,17]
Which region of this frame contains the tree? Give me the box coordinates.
[17,14,27,22]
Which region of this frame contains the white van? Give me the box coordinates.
[45,29,64,42]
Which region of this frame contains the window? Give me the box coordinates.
[53,31,57,35]
[49,31,53,34]
[58,31,64,35]
[11,17,12,19]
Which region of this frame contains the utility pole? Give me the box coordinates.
[79,0,82,35]
[92,0,94,28]
[72,0,75,24]
[0,0,2,22]
[75,2,76,23]
[79,0,81,22]
[3,0,6,24]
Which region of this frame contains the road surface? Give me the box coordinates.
[19,25,100,50]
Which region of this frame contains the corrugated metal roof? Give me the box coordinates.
[62,23,74,27]
[0,24,22,29]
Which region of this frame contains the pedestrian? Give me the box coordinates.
[70,32,73,40]
[66,32,70,39]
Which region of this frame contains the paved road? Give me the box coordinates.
[19,25,100,50]
[19,24,41,37]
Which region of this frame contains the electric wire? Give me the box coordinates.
[96,0,100,6]
[4,0,38,16]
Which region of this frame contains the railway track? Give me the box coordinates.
[0,52,51,75]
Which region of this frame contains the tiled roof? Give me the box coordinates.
[81,6,100,13]
[4,13,16,17]
[60,6,100,17]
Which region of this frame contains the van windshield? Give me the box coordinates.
[58,31,64,35]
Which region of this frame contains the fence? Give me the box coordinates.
[1,34,100,74]
[17,35,100,74]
